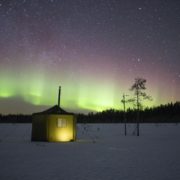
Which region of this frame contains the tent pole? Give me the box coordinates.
[58,86,61,107]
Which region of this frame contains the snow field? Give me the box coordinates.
[0,123,180,180]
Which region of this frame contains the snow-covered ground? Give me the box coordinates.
[0,123,180,180]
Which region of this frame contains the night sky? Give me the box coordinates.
[0,0,180,114]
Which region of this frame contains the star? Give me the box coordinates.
[137,58,141,62]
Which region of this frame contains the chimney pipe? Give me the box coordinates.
[58,86,61,107]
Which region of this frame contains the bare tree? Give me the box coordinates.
[130,78,152,136]
[121,94,129,136]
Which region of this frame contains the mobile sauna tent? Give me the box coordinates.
[31,105,76,142]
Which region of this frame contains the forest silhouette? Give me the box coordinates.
[0,102,179,123]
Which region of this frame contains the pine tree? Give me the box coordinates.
[130,78,152,136]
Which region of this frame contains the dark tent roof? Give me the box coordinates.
[33,105,73,115]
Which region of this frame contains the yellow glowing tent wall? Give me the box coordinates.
[31,106,76,142]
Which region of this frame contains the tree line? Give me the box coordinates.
[0,102,179,123]
[77,102,180,123]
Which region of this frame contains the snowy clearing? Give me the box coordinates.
[0,123,180,180]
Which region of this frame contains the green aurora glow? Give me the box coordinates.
[0,1,179,114]
[0,68,174,114]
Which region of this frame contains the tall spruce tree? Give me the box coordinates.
[130,78,152,136]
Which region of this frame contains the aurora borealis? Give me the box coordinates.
[0,0,180,114]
